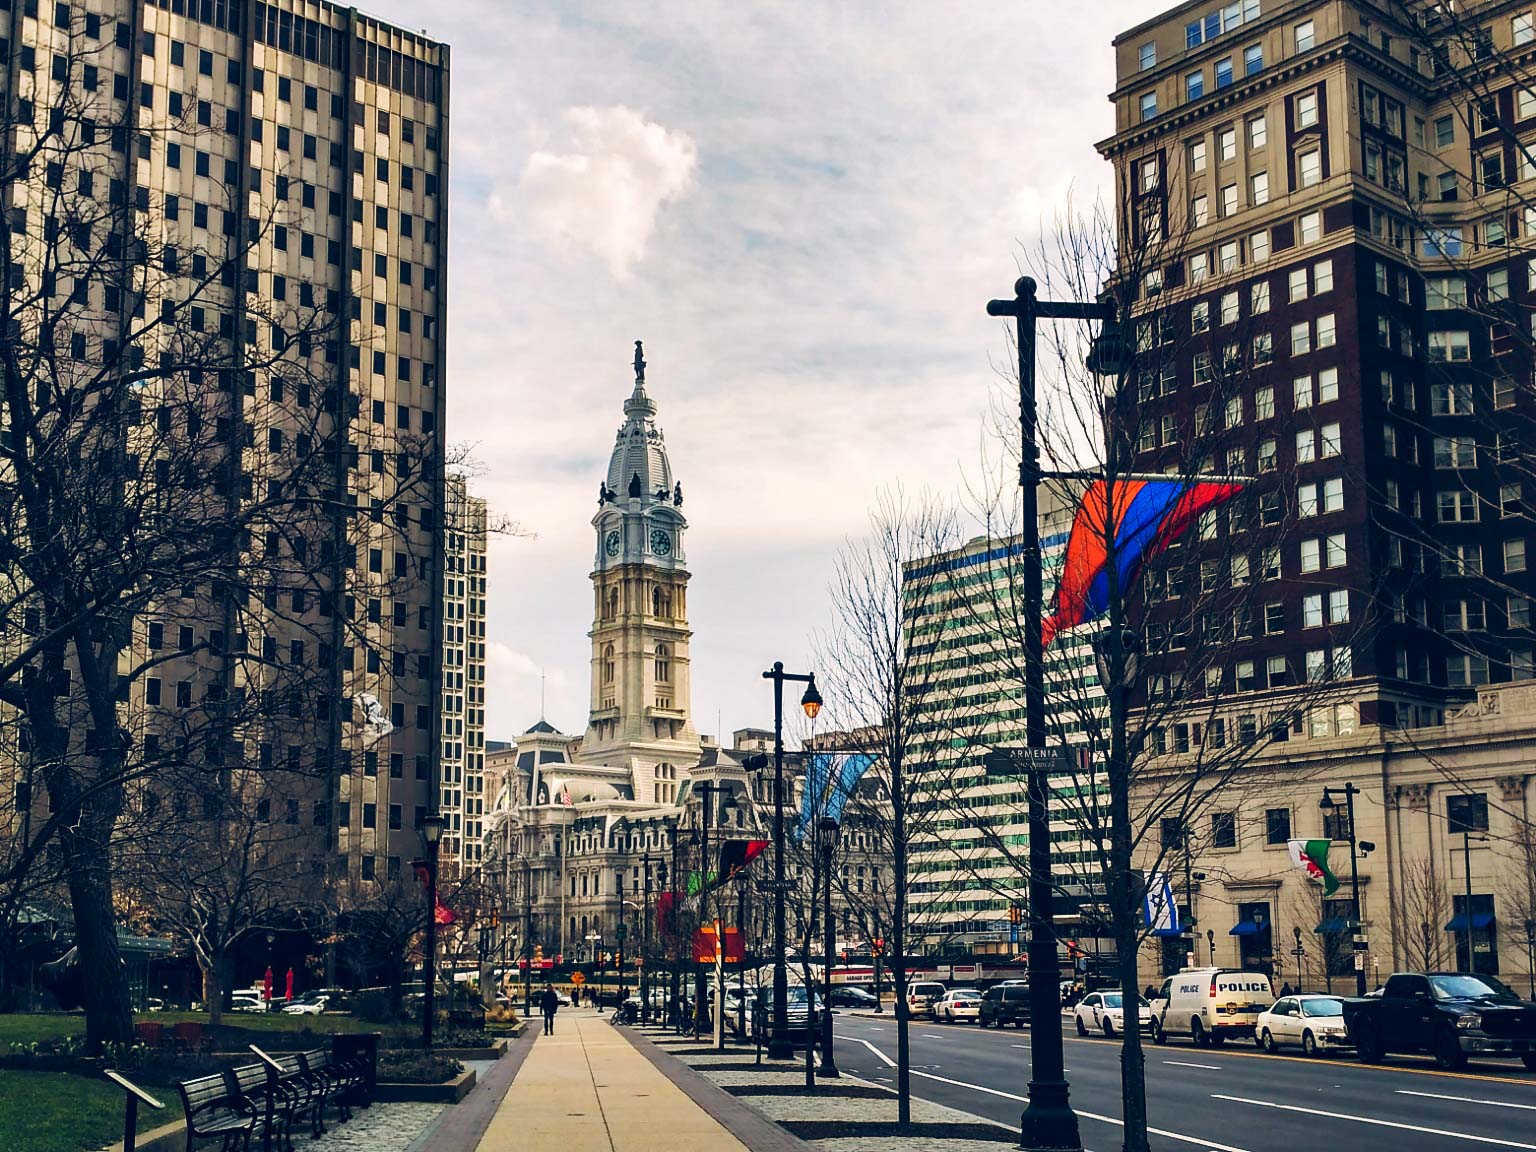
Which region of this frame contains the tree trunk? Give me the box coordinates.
[891,749,911,1128]
[63,822,135,1052]
[202,958,226,1027]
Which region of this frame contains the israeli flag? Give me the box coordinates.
[1143,872,1179,934]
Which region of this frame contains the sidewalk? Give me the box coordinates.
[475,1009,753,1152]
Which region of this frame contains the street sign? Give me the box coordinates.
[1289,946,1306,957]
[570,971,587,985]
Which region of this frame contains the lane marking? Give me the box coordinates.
[1211,1094,1536,1149]
[848,1037,895,1068]
[1164,1060,1222,1070]
[1396,1089,1536,1112]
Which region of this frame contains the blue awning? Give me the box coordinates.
[1444,912,1496,932]
[1314,917,1350,934]
[1229,921,1266,936]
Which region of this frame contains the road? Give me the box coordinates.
[830,1010,1536,1152]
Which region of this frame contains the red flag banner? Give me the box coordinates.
[411,859,458,926]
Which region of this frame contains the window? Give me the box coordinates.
[1251,171,1269,204]
[1318,367,1339,402]
[1443,543,1484,576]
[1316,314,1336,349]
[1326,532,1347,567]
[1435,115,1455,147]
[1296,428,1316,463]
[1447,654,1492,687]
[1489,268,1510,301]
[1192,301,1210,332]
[1444,598,1487,631]
[1219,127,1236,162]
[1244,44,1263,75]
[1250,228,1270,261]
[1289,267,1308,302]
[1140,41,1158,70]
[1189,139,1207,172]
[1190,252,1210,282]
[1221,291,1240,325]
[1249,115,1267,149]
[1140,157,1159,192]
[1216,57,1234,88]
[1212,811,1238,849]
[1427,277,1467,309]
[1428,331,1471,362]
[1256,385,1275,418]
[1511,596,1531,628]
[1320,423,1342,458]
[1516,11,1535,45]
[1291,321,1312,356]
[1220,240,1239,270]
[1140,92,1158,122]
[1313,259,1333,293]
[1301,538,1321,572]
[1503,483,1523,517]
[1506,538,1528,573]
[1298,150,1321,187]
[1297,91,1319,128]
[1187,70,1206,100]
[1299,483,1319,517]
[1299,211,1320,243]
[1295,19,1315,52]
[1329,589,1350,623]
[1191,195,1209,227]
[1221,183,1238,216]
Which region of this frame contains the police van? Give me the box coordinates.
[1150,967,1275,1047]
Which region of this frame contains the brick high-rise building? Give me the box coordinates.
[1102,0,1536,732]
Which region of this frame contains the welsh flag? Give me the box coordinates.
[1287,839,1340,896]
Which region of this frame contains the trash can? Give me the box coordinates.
[331,1032,380,1105]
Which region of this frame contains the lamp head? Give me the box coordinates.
[801,676,823,721]
[1085,311,1130,378]
[1318,787,1336,814]
[817,816,841,853]
[421,812,445,846]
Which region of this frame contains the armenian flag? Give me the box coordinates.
[1043,478,1245,647]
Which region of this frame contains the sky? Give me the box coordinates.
[361,0,1152,744]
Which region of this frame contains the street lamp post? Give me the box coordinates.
[522,858,534,1016]
[757,663,822,1061]
[420,813,445,1051]
[987,275,1118,1152]
[817,817,841,1077]
[737,876,750,1043]
[1524,920,1536,1000]
[642,852,654,1023]
[1291,926,1304,994]
[1319,785,1368,996]
[668,826,683,1034]
[616,867,628,1005]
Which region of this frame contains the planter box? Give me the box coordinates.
[437,1038,507,1060]
[375,1067,476,1103]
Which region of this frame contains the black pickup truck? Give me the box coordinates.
[1340,972,1536,1070]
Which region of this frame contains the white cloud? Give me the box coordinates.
[507,105,697,279]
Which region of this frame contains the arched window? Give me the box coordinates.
[653,586,671,618]
[655,643,670,683]
[569,916,577,940]
[605,587,619,621]
[603,643,615,684]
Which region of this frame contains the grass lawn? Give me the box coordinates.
[0,1009,402,1047]
[0,1069,163,1152]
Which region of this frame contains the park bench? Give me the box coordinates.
[175,1072,255,1152]
[274,1053,328,1140]
[224,1062,294,1152]
[295,1048,365,1126]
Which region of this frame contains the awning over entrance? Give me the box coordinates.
[1444,912,1496,932]
[1229,921,1266,936]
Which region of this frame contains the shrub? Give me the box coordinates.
[377,1050,463,1084]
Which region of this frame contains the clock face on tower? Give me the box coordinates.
[650,527,672,557]
[604,530,621,557]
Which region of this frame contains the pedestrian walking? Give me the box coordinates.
[540,983,560,1035]
[1278,981,1293,997]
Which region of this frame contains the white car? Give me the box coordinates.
[1255,994,1351,1056]
[282,993,331,1016]
[935,989,982,1023]
[1074,991,1152,1037]
[231,995,268,1013]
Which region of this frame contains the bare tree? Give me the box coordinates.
[814,490,963,1125]
[1397,850,1454,972]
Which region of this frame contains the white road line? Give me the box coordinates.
[848,1037,896,1068]
[1396,1090,1536,1112]
[1164,1060,1223,1070]
[896,1068,1249,1151]
[1010,1044,1029,1049]
[1212,1094,1536,1149]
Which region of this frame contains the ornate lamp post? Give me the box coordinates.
[1319,785,1367,995]
[752,664,822,1060]
[817,816,841,1077]
[420,813,445,1051]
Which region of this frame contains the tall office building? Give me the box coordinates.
[1103,0,1535,730]
[901,490,1112,953]
[440,474,488,868]
[0,1,450,885]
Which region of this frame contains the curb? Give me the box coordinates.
[619,1027,819,1152]
[376,1067,477,1103]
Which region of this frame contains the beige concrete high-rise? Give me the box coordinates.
[440,474,488,868]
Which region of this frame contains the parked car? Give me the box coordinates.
[1150,968,1275,1047]
[749,986,819,1044]
[828,986,879,1009]
[1074,991,1152,1037]
[282,993,332,1016]
[143,998,165,1012]
[904,981,947,1019]
[979,984,1031,1029]
[1341,972,1536,1071]
[1256,994,1350,1056]
[231,995,267,1013]
[936,989,982,1024]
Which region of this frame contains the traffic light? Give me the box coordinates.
[489,911,500,929]
[1008,905,1022,925]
